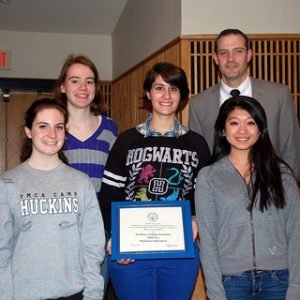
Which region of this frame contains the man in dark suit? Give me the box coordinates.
[189,28,300,180]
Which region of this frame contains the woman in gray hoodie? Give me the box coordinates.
[195,95,300,300]
[0,98,105,300]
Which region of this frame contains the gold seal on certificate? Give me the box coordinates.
[111,201,194,260]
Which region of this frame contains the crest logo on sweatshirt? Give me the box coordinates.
[148,178,169,194]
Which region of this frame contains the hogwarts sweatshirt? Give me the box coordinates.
[99,127,211,231]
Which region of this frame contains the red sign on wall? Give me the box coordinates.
[0,51,11,69]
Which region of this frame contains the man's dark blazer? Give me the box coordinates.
[189,77,300,180]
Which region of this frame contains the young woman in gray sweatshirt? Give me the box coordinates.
[0,98,105,300]
[195,96,300,300]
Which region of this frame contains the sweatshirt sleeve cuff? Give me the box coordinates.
[286,284,300,300]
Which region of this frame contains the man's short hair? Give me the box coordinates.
[215,28,249,52]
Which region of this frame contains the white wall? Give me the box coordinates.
[112,0,300,78]
[0,31,112,80]
[112,0,181,78]
[181,0,300,34]
[1,0,299,81]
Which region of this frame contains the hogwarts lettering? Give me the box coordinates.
[126,147,198,167]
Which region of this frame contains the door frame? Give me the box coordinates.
[0,78,56,173]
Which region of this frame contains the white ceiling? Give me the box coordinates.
[0,0,128,35]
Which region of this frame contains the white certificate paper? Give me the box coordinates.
[111,201,194,260]
[119,206,185,252]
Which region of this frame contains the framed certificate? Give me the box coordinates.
[111,201,194,260]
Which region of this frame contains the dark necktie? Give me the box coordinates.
[230,89,240,97]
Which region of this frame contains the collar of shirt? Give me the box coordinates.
[136,113,189,138]
[220,76,252,105]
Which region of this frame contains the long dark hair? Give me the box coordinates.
[212,95,291,212]
[21,98,68,163]
[53,54,106,115]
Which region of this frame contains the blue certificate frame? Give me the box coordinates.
[111,201,194,260]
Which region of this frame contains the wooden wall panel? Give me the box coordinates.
[131,64,149,127]
[111,75,135,132]
[101,81,112,117]
[181,34,300,125]
[249,37,300,114]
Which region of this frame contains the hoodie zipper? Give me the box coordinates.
[234,166,257,273]
[247,184,257,273]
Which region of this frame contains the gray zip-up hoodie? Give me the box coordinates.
[195,157,300,300]
[0,162,105,300]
